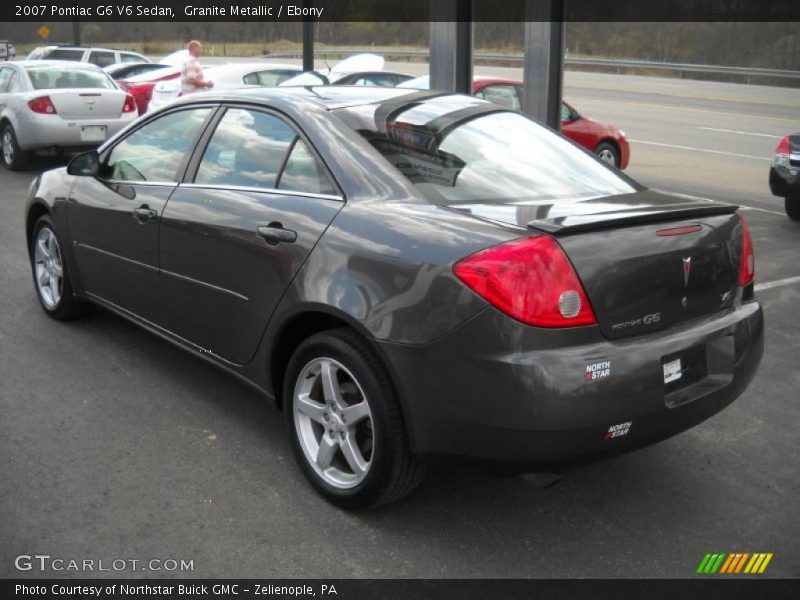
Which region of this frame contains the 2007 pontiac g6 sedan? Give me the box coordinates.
[25,87,764,508]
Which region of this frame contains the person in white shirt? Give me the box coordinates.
[181,40,214,95]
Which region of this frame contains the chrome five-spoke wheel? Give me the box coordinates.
[293,357,374,489]
[2,129,13,165]
[33,226,64,309]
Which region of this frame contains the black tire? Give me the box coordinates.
[595,141,620,168]
[2,123,29,171]
[785,196,800,221]
[30,215,85,320]
[284,328,424,509]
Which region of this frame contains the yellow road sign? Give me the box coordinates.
[38,25,50,40]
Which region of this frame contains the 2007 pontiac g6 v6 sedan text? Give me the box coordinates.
[25,87,763,508]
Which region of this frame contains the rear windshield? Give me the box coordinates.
[26,67,115,90]
[342,95,636,205]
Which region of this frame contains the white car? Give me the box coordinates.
[27,46,149,68]
[147,62,302,113]
[0,61,138,170]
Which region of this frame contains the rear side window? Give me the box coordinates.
[88,51,116,68]
[104,108,212,183]
[120,53,144,63]
[45,49,85,61]
[278,139,337,196]
[195,108,296,189]
[0,67,13,93]
[26,67,115,90]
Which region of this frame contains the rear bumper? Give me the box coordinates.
[377,298,763,468]
[769,165,799,198]
[16,112,137,151]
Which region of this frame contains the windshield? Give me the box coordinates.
[26,66,116,90]
[348,98,636,205]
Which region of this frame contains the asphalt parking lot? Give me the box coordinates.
[1,73,799,579]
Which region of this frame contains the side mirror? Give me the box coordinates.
[67,150,99,176]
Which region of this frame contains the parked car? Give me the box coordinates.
[105,62,170,81]
[25,87,762,508]
[0,61,137,170]
[399,75,630,169]
[117,65,181,114]
[768,134,800,220]
[331,71,415,86]
[147,62,303,113]
[0,40,15,60]
[27,45,149,68]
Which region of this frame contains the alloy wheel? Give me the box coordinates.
[293,357,374,489]
[3,130,12,165]
[598,148,616,165]
[33,227,64,309]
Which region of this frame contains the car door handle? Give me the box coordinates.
[133,205,158,224]
[257,223,297,245]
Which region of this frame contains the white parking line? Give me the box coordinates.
[630,139,771,161]
[755,276,800,292]
[698,127,782,139]
[651,189,786,217]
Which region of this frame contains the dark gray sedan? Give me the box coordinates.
[25,87,763,508]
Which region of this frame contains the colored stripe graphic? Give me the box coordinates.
[703,553,773,575]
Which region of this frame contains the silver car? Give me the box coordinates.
[0,61,138,170]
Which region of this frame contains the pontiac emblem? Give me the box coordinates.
[682,257,692,288]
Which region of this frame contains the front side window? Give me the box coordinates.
[195,108,296,189]
[104,108,212,183]
[26,67,115,90]
[476,85,521,111]
[351,97,635,205]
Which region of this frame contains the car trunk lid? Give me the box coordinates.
[48,89,125,119]
[448,190,741,338]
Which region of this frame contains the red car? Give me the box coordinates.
[117,66,180,115]
[472,77,630,169]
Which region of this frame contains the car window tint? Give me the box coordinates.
[278,139,336,196]
[26,67,115,90]
[560,103,572,121]
[195,108,296,189]
[105,108,212,183]
[479,85,521,110]
[88,51,116,68]
[121,53,143,63]
[47,49,85,61]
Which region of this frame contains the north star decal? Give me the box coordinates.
[605,421,632,440]
[585,360,611,381]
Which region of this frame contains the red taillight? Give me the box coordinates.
[122,94,136,113]
[453,235,597,328]
[775,135,791,156]
[28,96,57,114]
[737,214,755,286]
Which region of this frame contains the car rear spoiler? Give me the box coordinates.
[527,203,739,236]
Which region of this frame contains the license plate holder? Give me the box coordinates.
[662,344,707,395]
[80,125,106,142]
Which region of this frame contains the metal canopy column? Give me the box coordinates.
[429,0,474,94]
[302,19,314,72]
[522,0,565,129]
